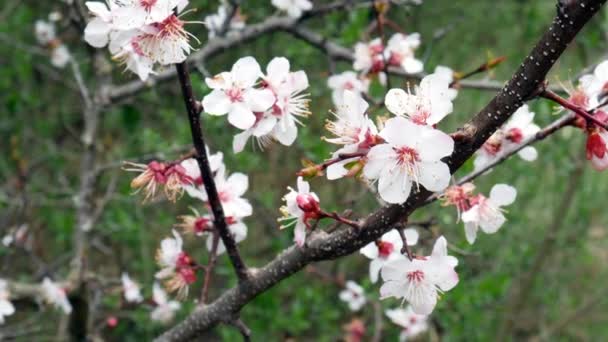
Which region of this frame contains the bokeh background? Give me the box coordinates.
[1,0,607,340]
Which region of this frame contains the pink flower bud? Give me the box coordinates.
[296,193,320,213]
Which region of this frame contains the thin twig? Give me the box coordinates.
[175,62,249,281]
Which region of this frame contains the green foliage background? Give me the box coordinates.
[1,0,607,340]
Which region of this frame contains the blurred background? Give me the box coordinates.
[1,0,607,340]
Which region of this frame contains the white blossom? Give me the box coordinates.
[385,306,429,341]
[385,33,423,74]
[121,273,144,303]
[461,184,517,244]
[339,281,367,312]
[233,57,310,152]
[203,56,275,130]
[204,2,245,39]
[360,229,418,283]
[364,117,453,203]
[379,236,458,315]
[41,278,72,314]
[279,177,320,247]
[384,73,453,126]
[474,105,540,172]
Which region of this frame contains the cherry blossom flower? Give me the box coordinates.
[385,33,423,74]
[125,160,192,202]
[473,105,540,172]
[279,177,320,247]
[233,57,310,152]
[360,229,419,283]
[186,167,253,219]
[0,280,15,324]
[461,184,517,244]
[271,0,312,18]
[150,282,181,323]
[323,91,379,180]
[385,306,429,341]
[384,73,453,126]
[121,273,144,303]
[155,230,196,298]
[339,280,367,312]
[41,278,72,314]
[202,56,275,130]
[83,0,196,80]
[364,117,454,203]
[327,71,370,106]
[204,2,246,39]
[379,236,459,315]
[353,38,385,74]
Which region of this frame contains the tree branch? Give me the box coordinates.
[156,1,606,340]
[175,62,249,281]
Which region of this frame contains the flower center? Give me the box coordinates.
[155,14,185,38]
[506,128,523,144]
[406,270,425,283]
[194,217,211,234]
[296,194,319,213]
[344,81,354,90]
[226,87,244,103]
[140,0,157,10]
[377,241,394,258]
[396,146,420,166]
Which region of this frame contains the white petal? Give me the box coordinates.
[233,130,252,153]
[489,184,517,206]
[378,168,412,204]
[369,258,383,283]
[417,128,454,161]
[401,57,424,74]
[417,161,451,192]
[403,228,419,246]
[518,146,538,161]
[364,144,395,179]
[464,221,478,244]
[84,18,110,48]
[228,103,256,129]
[244,88,275,112]
[360,242,379,259]
[294,221,306,247]
[202,90,232,115]
[227,173,248,196]
[273,118,298,146]
[231,56,262,88]
[379,117,420,147]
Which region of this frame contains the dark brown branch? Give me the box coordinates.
[157,1,606,340]
[175,62,249,281]
[541,88,608,129]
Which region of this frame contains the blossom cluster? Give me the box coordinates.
[322,69,456,204]
[202,56,310,153]
[83,0,194,80]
